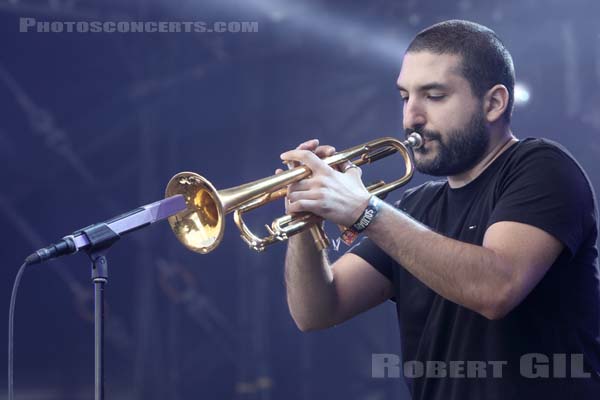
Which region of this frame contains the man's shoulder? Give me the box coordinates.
[502,137,591,183]
[511,137,578,163]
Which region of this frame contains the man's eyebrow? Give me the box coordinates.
[396,83,450,92]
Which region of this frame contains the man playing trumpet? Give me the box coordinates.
[281,20,600,399]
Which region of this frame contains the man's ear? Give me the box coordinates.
[483,84,510,123]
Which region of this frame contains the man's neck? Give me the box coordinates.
[447,129,517,189]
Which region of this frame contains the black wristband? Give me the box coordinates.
[351,195,382,233]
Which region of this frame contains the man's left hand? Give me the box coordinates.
[280,147,371,227]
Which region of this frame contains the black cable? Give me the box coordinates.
[8,261,28,400]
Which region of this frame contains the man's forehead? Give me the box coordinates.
[396,51,464,90]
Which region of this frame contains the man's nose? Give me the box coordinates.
[403,99,426,130]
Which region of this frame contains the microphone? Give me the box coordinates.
[25,195,187,265]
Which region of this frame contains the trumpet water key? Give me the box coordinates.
[165,133,422,253]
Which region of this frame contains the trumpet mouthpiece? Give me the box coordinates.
[405,132,423,149]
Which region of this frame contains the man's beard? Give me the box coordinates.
[407,109,489,177]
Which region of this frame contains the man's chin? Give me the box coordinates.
[414,163,447,176]
[414,157,440,176]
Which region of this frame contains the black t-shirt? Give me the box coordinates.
[350,138,600,399]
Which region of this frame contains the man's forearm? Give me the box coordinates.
[285,230,338,331]
[365,202,513,319]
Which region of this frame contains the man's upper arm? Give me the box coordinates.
[483,221,564,316]
[330,253,394,325]
[482,142,595,316]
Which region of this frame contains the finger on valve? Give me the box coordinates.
[291,139,319,168]
[297,139,319,151]
[314,145,336,159]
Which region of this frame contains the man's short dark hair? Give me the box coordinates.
[407,20,515,123]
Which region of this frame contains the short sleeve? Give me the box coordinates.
[488,143,595,257]
[348,236,395,282]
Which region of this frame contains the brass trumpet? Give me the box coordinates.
[165,133,422,253]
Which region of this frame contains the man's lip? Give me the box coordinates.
[413,137,437,152]
[406,134,436,148]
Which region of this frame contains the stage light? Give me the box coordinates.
[514,82,531,106]
[188,0,410,67]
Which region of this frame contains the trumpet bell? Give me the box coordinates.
[165,172,224,254]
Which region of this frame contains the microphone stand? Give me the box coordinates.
[81,223,120,400]
[23,195,186,400]
[91,250,108,400]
